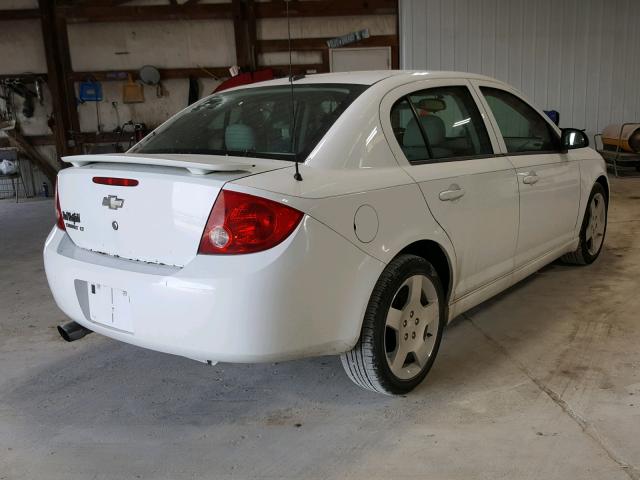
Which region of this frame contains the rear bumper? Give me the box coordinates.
[43,216,384,363]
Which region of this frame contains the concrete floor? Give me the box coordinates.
[0,177,639,480]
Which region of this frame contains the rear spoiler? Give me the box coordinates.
[62,154,254,175]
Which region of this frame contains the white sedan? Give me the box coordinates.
[45,71,608,395]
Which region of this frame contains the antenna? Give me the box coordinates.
[286,0,303,181]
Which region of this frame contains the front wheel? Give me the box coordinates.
[562,183,608,265]
[341,254,445,395]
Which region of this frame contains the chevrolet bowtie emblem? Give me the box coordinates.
[102,195,125,210]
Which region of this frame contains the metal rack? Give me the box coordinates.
[594,122,640,177]
[0,148,36,201]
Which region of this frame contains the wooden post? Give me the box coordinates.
[38,0,81,166]
[232,0,257,71]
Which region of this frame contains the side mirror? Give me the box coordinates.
[561,128,589,152]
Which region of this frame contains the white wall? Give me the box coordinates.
[67,18,234,134]
[257,14,396,66]
[399,0,640,138]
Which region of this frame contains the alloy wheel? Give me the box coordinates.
[586,192,606,256]
[384,274,440,380]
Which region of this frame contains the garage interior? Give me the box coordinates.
[1,1,639,479]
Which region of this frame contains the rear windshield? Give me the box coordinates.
[131,83,368,162]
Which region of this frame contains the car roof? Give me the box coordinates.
[235,70,502,88]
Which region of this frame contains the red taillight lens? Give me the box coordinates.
[198,190,303,255]
[55,182,65,231]
[92,177,139,187]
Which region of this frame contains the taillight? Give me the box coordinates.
[198,190,303,255]
[55,182,65,231]
[93,177,139,187]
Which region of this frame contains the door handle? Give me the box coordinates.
[439,184,465,201]
[519,171,539,185]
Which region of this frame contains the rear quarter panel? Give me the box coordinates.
[230,168,458,302]
[232,165,455,253]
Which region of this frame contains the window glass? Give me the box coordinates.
[390,98,430,162]
[132,83,367,162]
[480,87,560,153]
[407,86,493,160]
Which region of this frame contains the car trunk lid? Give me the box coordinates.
[57,154,288,267]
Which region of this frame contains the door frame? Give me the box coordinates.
[468,79,582,267]
[379,78,520,300]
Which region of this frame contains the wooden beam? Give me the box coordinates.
[0,134,53,147]
[55,15,81,139]
[266,64,325,76]
[246,0,258,70]
[5,130,58,184]
[232,0,248,68]
[39,0,81,163]
[0,131,144,148]
[391,0,399,68]
[70,67,229,82]
[58,3,233,23]
[254,0,396,18]
[58,0,133,5]
[0,9,40,21]
[321,50,330,72]
[256,34,398,53]
[232,0,257,70]
[0,73,47,81]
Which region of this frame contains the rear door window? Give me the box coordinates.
[390,98,430,162]
[390,85,493,163]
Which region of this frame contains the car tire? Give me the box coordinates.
[340,254,445,395]
[561,183,608,265]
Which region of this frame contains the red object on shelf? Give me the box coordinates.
[213,69,275,93]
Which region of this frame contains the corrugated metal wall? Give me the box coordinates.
[399,0,640,138]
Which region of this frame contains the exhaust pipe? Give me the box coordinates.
[57,321,93,342]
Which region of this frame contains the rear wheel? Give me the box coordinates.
[562,183,608,265]
[341,254,445,395]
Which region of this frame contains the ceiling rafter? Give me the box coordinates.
[254,0,396,18]
[56,0,133,6]
[57,3,233,23]
[0,9,40,21]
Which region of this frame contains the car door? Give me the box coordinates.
[472,82,581,268]
[381,79,519,300]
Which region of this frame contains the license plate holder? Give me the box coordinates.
[87,283,133,333]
